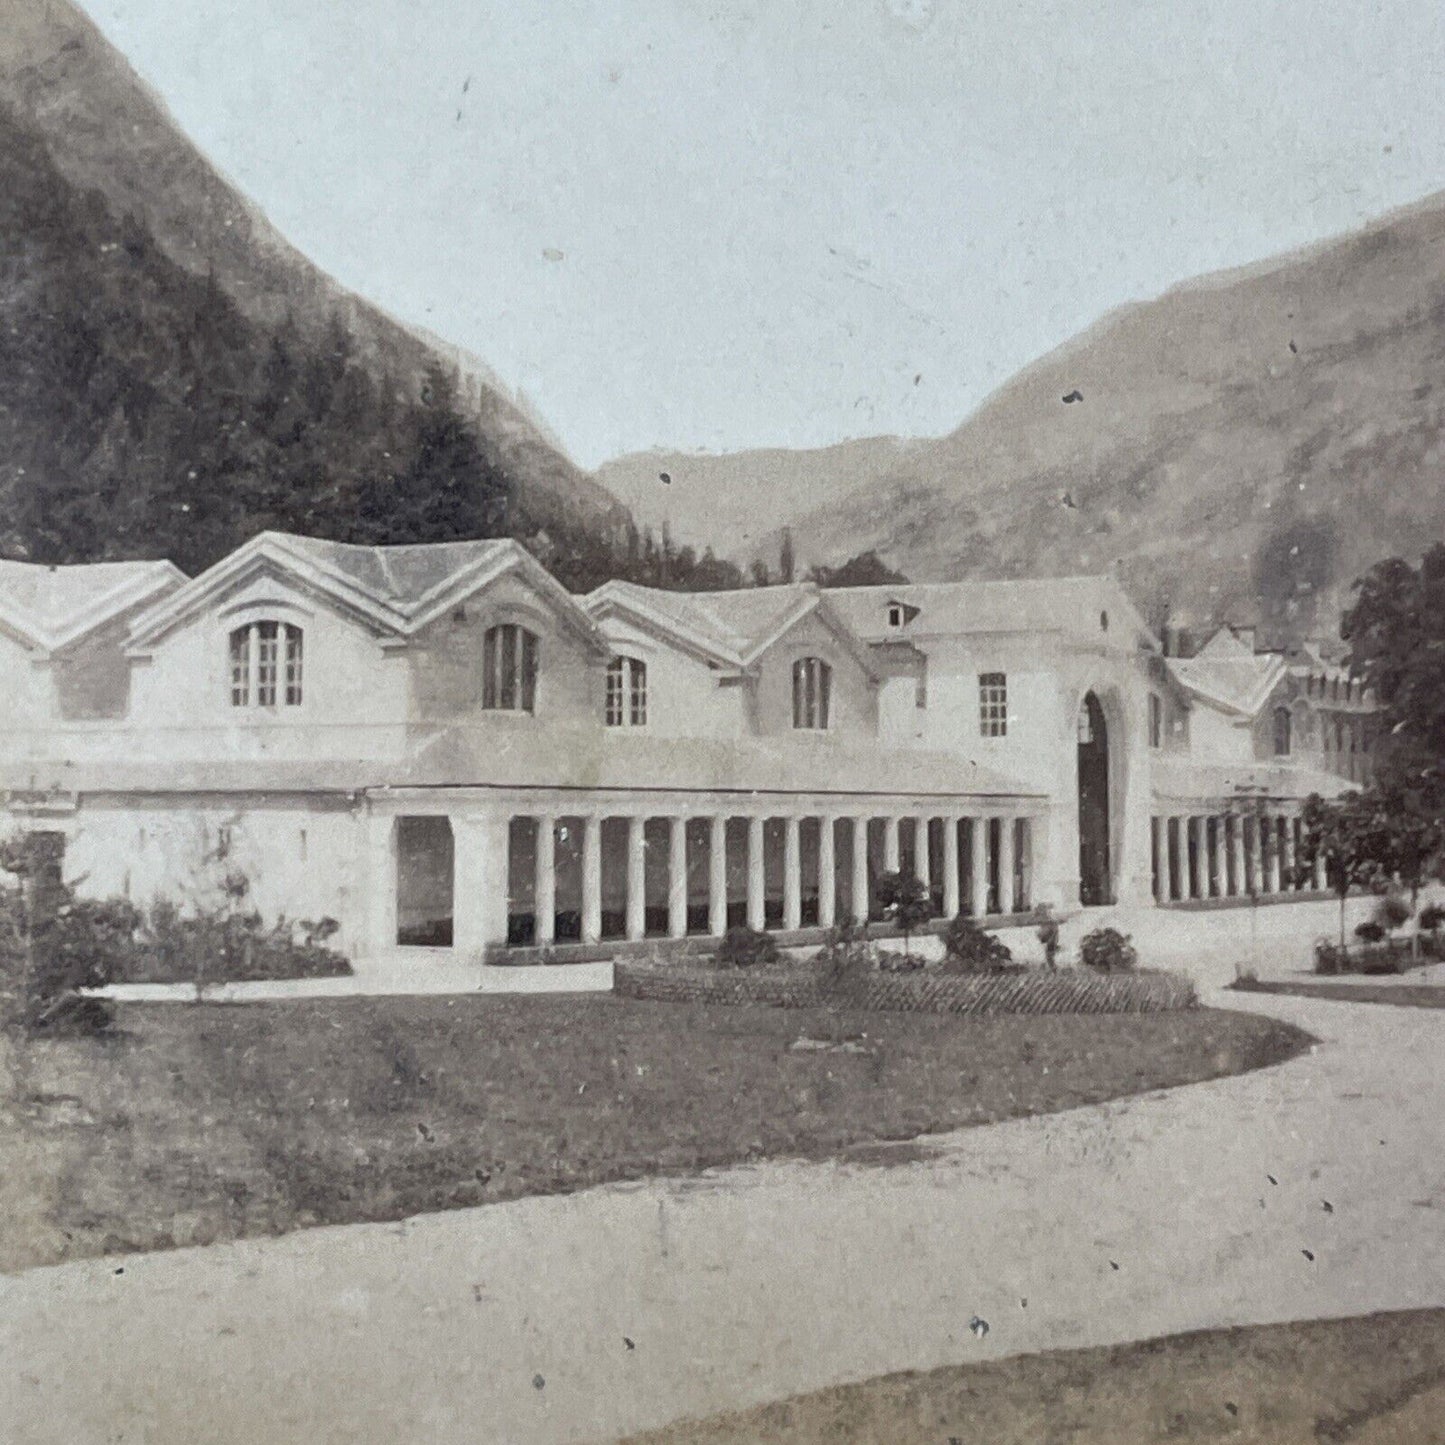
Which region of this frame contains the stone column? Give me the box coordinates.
[1229,814,1246,899]
[782,815,802,931]
[1313,845,1327,893]
[997,815,1016,914]
[1018,818,1035,911]
[746,816,766,931]
[363,812,397,959]
[913,816,931,892]
[708,814,728,935]
[883,815,901,872]
[581,813,603,944]
[971,817,990,917]
[1187,816,1204,899]
[452,813,511,962]
[1151,816,1166,903]
[1208,817,1222,898]
[942,816,961,918]
[668,815,688,938]
[818,816,837,930]
[1264,815,1281,894]
[851,815,870,923]
[534,815,556,945]
[1281,815,1296,894]
[625,815,646,941]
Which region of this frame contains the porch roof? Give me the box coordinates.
[0,727,1045,804]
[1150,754,1359,806]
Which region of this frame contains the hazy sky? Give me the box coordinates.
[79,0,1445,469]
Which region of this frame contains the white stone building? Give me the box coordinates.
[0,532,1374,986]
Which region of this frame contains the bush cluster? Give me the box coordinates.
[714,926,780,969]
[939,914,1014,974]
[1078,927,1138,974]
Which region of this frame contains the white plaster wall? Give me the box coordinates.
[127,581,409,761]
[1188,703,1253,764]
[593,616,746,738]
[0,633,52,731]
[55,799,366,954]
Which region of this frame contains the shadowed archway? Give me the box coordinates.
[1077,691,1112,906]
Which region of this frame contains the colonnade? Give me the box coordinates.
[507,807,1039,946]
[1151,810,1325,903]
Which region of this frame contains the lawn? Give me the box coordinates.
[1233,978,1445,1009]
[0,994,1308,1273]
[621,1309,1445,1444]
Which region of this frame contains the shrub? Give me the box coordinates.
[878,951,926,974]
[1035,905,1061,969]
[876,870,932,951]
[1374,895,1412,934]
[1079,927,1138,974]
[715,926,779,969]
[813,916,877,994]
[1353,920,1386,945]
[1314,938,1350,975]
[1420,903,1445,935]
[940,913,1014,973]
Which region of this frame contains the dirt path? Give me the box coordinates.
[1,991,1442,1445]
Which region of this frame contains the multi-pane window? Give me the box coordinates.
[605,656,648,727]
[792,657,831,730]
[1148,693,1163,749]
[482,623,539,712]
[978,672,1008,737]
[229,622,302,707]
[1273,705,1292,757]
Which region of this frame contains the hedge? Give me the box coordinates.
[614,961,1197,1016]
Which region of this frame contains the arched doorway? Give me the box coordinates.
[1077,692,1112,906]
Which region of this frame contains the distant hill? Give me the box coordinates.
[609,194,1445,640]
[0,0,625,563]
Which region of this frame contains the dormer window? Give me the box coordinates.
[483,623,538,712]
[230,621,303,707]
[605,656,648,727]
[792,657,832,730]
[886,599,920,630]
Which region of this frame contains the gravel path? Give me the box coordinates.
[2,990,1441,1445]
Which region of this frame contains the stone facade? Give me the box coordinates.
[0,533,1374,987]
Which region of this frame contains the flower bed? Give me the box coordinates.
[614,960,1197,1016]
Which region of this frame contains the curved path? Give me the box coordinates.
[2,992,1443,1445]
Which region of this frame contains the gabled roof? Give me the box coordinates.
[584,581,879,677]
[0,559,185,654]
[128,532,605,653]
[1167,653,1287,719]
[821,575,1158,648]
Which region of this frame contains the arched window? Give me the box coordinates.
[1272,705,1292,757]
[605,656,647,726]
[230,621,303,707]
[483,624,538,712]
[792,657,831,730]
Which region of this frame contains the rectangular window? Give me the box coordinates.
[605,663,624,726]
[1148,693,1163,749]
[255,621,279,707]
[283,624,303,705]
[629,661,646,725]
[978,672,1008,737]
[229,627,250,706]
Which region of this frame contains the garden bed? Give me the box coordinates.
[1,992,1302,1272]
[614,960,1197,1015]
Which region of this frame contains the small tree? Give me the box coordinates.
[875,870,931,956]
[1035,904,1061,969]
[1298,793,1378,952]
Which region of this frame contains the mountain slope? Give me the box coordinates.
[0,0,622,537]
[615,194,1445,638]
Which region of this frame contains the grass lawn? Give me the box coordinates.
[621,1309,1445,1444]
[0,994,1308,1273]
[1233,979,1445,1010]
